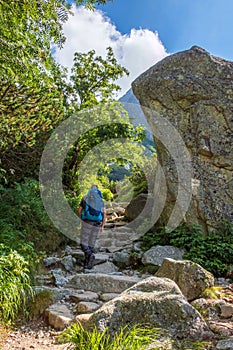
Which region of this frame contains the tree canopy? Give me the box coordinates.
[0,0,146,189]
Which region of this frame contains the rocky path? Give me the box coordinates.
[1,320,67,350]
[1,203,233,349]
[1,243,233,350]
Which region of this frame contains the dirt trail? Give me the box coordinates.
[1,320,68,350]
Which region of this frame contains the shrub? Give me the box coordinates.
[140,222,233,277]
[0,179,67,253]
[58,323,160,350]
[102,188,114,201]
[0,248,33,322]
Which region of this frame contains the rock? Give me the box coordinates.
[113,251,131,265]
[86,276,212,341]
[64,245,73,254]
[68,249,85,266]
[94,253,111,264]
[142,245,185,266]
[146,337,173,350]
[45,303,74,330]
[216,338,233,350]
[67,273,140,293]
[93,261,119,274]
[132,45,233,231]
[99,293,120,302]
[50,269,68,287]
[70,291,99,303]
[35,274,54,286]
[96,228,139,252]
[76,301,100,314]
[34,286,74,301]
[60,255,75,272]
[43,257,60,267]
[191,298,221,319]
[221,303,233,318]
[156,258,214,301]
[125,193,148,221]
[75,313,93,326]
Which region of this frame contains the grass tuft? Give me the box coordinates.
[58,323,161,350]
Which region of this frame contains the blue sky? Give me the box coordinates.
[97,0,233,60]
[56,1,233,96]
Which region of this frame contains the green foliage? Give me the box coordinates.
[140,222,233,277]
[70,47,129,109]
[27,290,53,320]
[65,104,146,194]
[114,179,134,202]
[0,0,69,184]
[59,323,160,350]
[0,179,67,255]
[62,46,145,195]
[102,188,114,201]
[128,154,157,197]
[0,248,33,323]
[76,0,113,10]
[108,163,131,182]
[0,0,69,81]
[201,286,222,300]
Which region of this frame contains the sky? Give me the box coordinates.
[55,0,233,97]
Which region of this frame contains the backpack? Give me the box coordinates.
[81,188,104,221]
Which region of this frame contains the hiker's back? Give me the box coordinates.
[82,188,104,221]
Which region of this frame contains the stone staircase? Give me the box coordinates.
[96,201,140,252]
[36,244,146,331]
[35,202,149,330]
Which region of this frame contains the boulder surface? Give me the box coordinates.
[86,276,212,340]
[132,46,233,232]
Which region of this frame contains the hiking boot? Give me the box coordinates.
[83,253,89,269]
[87,253,95,269]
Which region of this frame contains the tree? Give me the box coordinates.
[76,0,112,9]
[0,0,70,85]
[62,48,145,192]
[70,47,129,109]
[0,0,71,184]
[0,0,116,184]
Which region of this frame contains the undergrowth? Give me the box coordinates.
[0,248,33,323]
[58,323,161,350]
[0,179,68,254]
[0,179,70,324]
[141,221,233,277]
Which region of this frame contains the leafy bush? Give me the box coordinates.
[0,179,68,253]
[140,222,233,277]
[0,247,33,322]
[59,323,160,350]
[102,188,114,201]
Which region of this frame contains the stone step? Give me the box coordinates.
[96,230,140,252]
[67,273,141,293]
[45,303,74,330]
[69,249,112,264]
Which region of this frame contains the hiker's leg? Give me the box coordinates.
[88,222,101,249]
[87,223,101,269]
[80,221,93,268]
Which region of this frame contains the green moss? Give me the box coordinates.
[27,289,53,320]
[201,286,222,300]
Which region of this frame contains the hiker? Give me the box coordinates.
[78,184,106,270]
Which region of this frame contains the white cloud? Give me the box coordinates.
[55,5,168,97]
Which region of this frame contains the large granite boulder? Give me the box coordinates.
[86,276,212,341]
[67,273,140,293]
[124,193,148,220]
[142,245,185,266]
[132,46,233,232]
[156,258,214,301]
